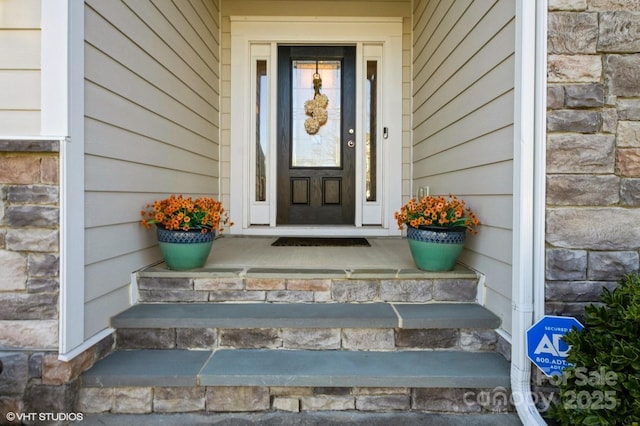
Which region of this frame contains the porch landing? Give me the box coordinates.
[202,236,413,269]
[141,235,477,278]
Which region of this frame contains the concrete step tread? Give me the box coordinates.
[82,349,510,389]
[111,302,501,330]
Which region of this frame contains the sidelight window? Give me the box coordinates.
[255,60,268,202]
[366,60,378,202]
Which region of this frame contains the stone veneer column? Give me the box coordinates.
[0,140,112,420]
[546,0,640,320]
[0,140,60,418]
[0,140,64,420]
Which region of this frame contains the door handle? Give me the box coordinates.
[347,140,355,148]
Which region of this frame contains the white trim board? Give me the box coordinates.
[42,0,86,359]
[230,17,403,236]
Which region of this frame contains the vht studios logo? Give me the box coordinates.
[526,315,583,377]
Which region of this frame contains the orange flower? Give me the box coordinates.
[394,194,479,233]
[140,194,231,234]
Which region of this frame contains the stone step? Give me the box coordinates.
[135,266,479,303]
[82,349,510,389]
[112,302,502,351]
[112,302,501,329]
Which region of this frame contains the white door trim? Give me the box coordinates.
[230,17,403,236]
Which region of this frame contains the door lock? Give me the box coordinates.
[347,140,355,148]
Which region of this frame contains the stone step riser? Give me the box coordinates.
[137,276,478,303]
[116,327,499,352]
[80,385,513,415]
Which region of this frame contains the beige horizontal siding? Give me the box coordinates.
[0,0,41,136]
[0,112,40,135]
[85,7,218,123]
[483,288,512,335]
[84,286,130,340]
[84,84,217,158]
[85,156,218,194]
[413,0,515,335]
[83,0,221,340]
[0,30,40,68]
[84,122,218,189]
[0,70,40,109]
[0,0,40,28]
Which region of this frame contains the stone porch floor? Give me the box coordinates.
[142,235,477,280]
[167,236,416,270]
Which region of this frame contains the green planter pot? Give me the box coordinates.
[406,226,466,272]
[156,226,215,270]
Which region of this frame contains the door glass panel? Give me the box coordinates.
[366,60,377,202]
[291,60,341,167]
[255,60,268,201]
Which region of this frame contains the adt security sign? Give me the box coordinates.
[527,315,583,377]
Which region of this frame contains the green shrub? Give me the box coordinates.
[547,273,640,425]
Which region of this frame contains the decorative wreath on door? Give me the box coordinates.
[304,62,329,135]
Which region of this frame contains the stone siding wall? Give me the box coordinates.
[115,327,498,352]
[0,141,114,421]
[0,141,61,419]
[546,0,640,320]
[137,276,479,303]
[0,142,60,349]
[0,142,58,418]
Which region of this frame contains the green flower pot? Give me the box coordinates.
[406,226,466,271]
[156,226,215,270]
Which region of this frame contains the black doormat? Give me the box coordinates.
[272,237,370,247]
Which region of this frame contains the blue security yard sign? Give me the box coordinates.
[526,315,584,377]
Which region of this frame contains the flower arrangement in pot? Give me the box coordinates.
[394,194,479,271]
[141,194,231,270]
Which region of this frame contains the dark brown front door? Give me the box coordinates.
[277,46,356,225]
